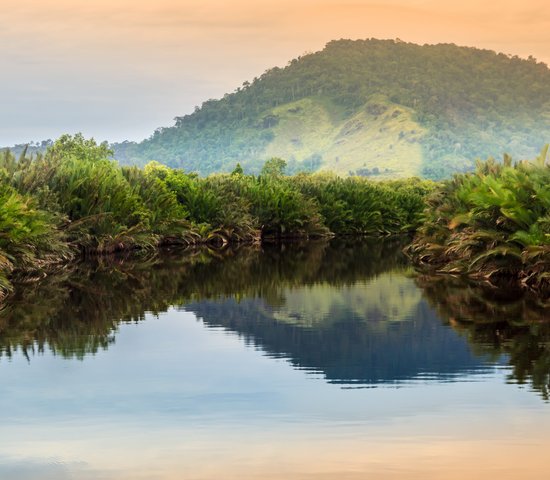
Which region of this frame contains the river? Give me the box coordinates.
[0,238,548,479]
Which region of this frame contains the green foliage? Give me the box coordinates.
[121,166,191,243]
[154,167,257,243]
[231,163,244,176]
[245,174,328,238]
[0,184,70,300]
[111,39,550,179]
[260,157,287,177]
[408,146,550,296]
[0,136,434,300]
[145,158,432,241]
[295,174,435,234]
[48,133,113,163]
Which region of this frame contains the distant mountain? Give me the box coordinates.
[111,39,550,179]
[1,140,53,160]
[3,40,549,179]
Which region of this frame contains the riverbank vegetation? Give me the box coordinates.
[2,133,549,303]
[408,146,550,297]
[0,134,433,300]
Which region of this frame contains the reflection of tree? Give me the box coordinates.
[417,276,550,400]
[0,238,409,360]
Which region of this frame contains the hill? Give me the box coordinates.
[111,39,550,179]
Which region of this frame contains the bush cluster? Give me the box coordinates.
[408,146,550,296]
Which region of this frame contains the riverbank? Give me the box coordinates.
[2,134,549,303]
[0,134,433,301]
[407,147,550,299]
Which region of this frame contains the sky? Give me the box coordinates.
[1,0,549,145]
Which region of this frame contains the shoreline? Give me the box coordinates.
[2,234,548,309]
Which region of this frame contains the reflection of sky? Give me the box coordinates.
[0,310,548,479]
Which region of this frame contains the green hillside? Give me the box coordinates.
[262,95,426,178]
[112,39,550,178]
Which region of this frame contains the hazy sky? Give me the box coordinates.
[1,0,549,145]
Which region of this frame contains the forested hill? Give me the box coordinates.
[6,39,549,179]
[110,39,550,178]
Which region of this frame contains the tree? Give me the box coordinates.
[231,163,244,176]
[48,133,112,163]
[261,157,287,177]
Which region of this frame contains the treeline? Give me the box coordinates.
[0,134,433,301]
[408,146,550,298]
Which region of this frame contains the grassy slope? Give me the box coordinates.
[261,95,425,177]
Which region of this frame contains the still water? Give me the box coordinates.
[0,239,549,479]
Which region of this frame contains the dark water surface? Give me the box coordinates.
[1,239,549,479]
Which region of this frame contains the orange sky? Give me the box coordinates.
[1,0,549,144]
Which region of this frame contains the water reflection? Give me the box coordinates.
[418,275,550,399]
[0,238,548,397]
[188,294,491,385]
